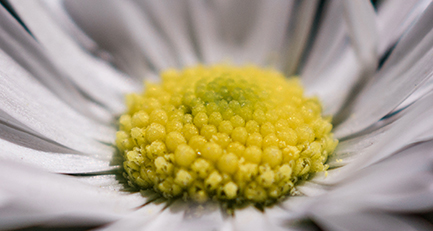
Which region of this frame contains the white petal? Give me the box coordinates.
[0,48,115,156]
[342,0,378,76]
[327,126,387,168]
[155,201,224,231]
[357,85,433,164]
[188,0,227,64]
[189,0,300,67]
[74,175,125,191]
[132,0,198,66]
[300,1,363,115]
[339,142,433,212]
[0,4,114,121]
[74,175,150,208]
[313,212,433,231]
[306,48,362,115]
[174,203,225,231]
[393,74,433,112]
[97,202,166,231]
[0,160,142,230]
[232,206,287,231]
[262,205,300,230]
[277,0,317,75]
[303,0,378,116]
[295,181,329,197]
[0,122,72,153]
[210,0,263,45]
[100,200,224,231]
[10,0,140,114]
[0,135,118,173]
[377,0,431,54]
[335,2,433,137]
[240,0,294,67]
[316,91,433,184]
[301,0,346,85]
[42,0,103,56]
[311,140,433,215]
[63,0,176,76]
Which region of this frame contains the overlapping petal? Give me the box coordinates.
[1,0,433,230]
[0,160,145,230]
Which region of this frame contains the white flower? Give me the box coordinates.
[1,0,433,230]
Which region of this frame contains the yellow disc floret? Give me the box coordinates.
[116,64,338,204]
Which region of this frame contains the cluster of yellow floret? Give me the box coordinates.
[116,64,338,203]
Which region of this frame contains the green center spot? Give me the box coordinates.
[116,64,338,204]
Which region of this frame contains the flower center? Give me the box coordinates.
[116,64,338,204]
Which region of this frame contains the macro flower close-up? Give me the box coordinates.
[2,0,433,230]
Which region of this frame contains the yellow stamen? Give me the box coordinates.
[116,64,338,204]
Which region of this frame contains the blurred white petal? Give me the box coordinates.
[314,212,433,231]
[232,206,287,231]
[343,0,378,76]
[336,2,433,138]
[301,0,346,86]
[0,1,433,230]
[377,0,431,54]
[42,0,104,57]
[306,47,361,116]
[0,160,144,230]
[100,201,225,231]
[63,0,177,77]
[96,202,166,231]
[396,74,433,111]
[303,0,378,117]
[280,0,317,75]
[188,0,231,64]
[133,0,198,66]
[241,0,294,67]
[10,0,141,115]
[296,181,329,197]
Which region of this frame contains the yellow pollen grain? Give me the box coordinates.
[116,64,338,203]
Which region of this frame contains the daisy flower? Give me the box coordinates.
[1,0,433,230]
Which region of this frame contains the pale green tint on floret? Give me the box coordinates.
[116,64,338,204]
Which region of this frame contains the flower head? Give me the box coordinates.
[117,64,338,204]
[1,0,433,230]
